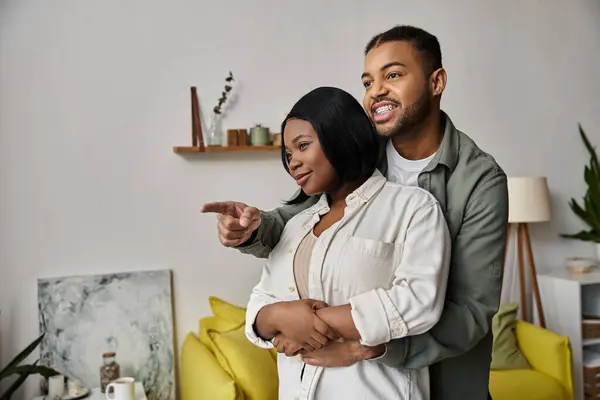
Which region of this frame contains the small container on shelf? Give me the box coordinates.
[583,317,600,341]
[99,351,121,393]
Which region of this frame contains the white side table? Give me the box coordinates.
[34,381,147,400]
[537,268,600,400]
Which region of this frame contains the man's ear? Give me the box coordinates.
[430,68,447,96]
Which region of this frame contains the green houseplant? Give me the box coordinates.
[561,124,600,258]
[0,332,60,400]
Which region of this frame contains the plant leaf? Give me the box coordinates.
[0,334,44,380]
[560,230,600,242]
[584,165,600,223]
[580,124,600,174]
[8,364,59,379]
[568,197,600,230]
[0,360,39,400]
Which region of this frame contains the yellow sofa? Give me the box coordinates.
[489,321,574,400]
[182,298,573,400]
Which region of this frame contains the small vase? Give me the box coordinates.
[206,115,223,147]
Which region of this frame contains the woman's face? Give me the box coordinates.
[283,118,338,196]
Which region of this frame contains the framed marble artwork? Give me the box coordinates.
[37,269,175,400]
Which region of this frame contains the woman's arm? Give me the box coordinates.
[308,202,451,346]
[349,202,451,346]
[245,263,282,349]
[245,262,337,350]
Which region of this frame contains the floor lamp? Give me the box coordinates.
[506,177,552,328]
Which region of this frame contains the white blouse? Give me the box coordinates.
[245,170,451,400]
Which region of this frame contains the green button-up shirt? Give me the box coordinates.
[239,112,508,400]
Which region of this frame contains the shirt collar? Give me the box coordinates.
[377,110,460,175]
[307,169,387,215]
[422,111,460,173]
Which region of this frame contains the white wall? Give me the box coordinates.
[1,0,599,398]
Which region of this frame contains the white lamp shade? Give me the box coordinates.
[507,177,551,223]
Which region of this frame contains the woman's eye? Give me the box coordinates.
[299,142,309,150]
[285,152,292,162]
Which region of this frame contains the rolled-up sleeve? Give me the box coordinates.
[245,262,280,349]
[349,202,451,347]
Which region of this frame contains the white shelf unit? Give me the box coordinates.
[538,268,600,400]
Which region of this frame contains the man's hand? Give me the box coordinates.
[201,201,261,247]
[301,340,385,368]
[257,299,337,350]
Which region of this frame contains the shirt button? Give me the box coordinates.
[287,248,294,254]
[288,285,296,292]
[400,280,408,287]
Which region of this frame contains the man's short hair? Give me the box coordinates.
[365,25,442,76]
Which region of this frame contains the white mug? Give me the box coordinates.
[105,377,135,400]
[48,375,65,398]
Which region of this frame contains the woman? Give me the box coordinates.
[245,86,451,400]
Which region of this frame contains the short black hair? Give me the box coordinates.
[365,25,442,76]
[280,86,380,205]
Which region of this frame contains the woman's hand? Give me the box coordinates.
[272,334,304,357]
[256,299,337,349]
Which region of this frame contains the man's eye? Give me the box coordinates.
[388,72,400,79]
[363,81,372,88]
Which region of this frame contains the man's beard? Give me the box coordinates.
[374,85,432,138]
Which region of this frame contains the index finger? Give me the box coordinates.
[200,202,231,214]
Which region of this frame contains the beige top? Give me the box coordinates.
[293,230,318,299]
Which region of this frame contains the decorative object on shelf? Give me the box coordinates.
[250,124,271,146]
[272,133,282,147]
[226,129,239,146]
[38,269,176,400]
[0,329,60,400]
[100,352,121,393]
[566,257,597,274]
[560,124,600,260]
[238,129,249,146]
[505,176,551,327]
[207,71,236,147]
[190,87,204,148]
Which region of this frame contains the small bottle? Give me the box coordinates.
[99,352,120,393]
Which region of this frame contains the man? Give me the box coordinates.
[202,25,508,400]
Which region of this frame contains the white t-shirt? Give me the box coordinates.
[385,140,436,186]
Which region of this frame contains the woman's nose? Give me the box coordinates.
[289,157,301,170]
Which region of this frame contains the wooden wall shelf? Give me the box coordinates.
[173,145,280,154]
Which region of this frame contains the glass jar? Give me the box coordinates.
[206,115,223,146]
[99,352,120,393]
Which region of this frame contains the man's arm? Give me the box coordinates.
[237,192,318,259]
[375,171,508,368]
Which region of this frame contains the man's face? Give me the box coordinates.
[362,41,433,138]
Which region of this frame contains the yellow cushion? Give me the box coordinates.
[200,315,278,400]
[490,369,568,400]
[209,296,247,325]
[207,296,279,362]
[180,332,243,400]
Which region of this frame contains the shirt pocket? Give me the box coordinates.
[332,235,400,297]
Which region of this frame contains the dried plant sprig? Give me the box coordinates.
[213,71,235,115]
